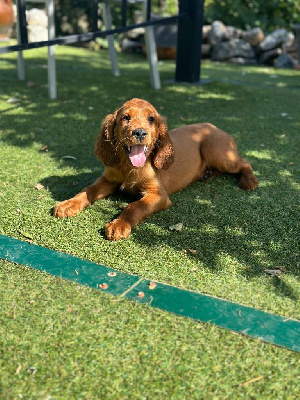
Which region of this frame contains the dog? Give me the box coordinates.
[54,98,258,240]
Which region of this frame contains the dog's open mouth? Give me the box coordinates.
[125,145,148,167]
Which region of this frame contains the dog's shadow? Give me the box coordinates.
[42,171,101,203]
[42,169,139,213]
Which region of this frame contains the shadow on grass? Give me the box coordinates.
[1,49,299,300]
[41,164,300,303]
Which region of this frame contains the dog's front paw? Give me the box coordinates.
[105,219,131,241]
[239,175,259,191]
[54,199,83,218]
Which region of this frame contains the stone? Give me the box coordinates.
[242,27,264,46]
[258,29,295,52]
[202,25,212,41]
[224,26,243,40]
[274,53,297,69]
[201,43,211,57]
[212,38,256,61]
[258,48,282,64]
[208,21,226,45]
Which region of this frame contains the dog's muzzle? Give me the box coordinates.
[132,128,147,142]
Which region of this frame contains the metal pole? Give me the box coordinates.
[175,0,204,83]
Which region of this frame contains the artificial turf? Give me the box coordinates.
[0,45,299,398]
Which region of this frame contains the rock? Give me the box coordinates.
[208,21,226,45]
[258,48,282,64]
[202,25,212,41]
[258,29,295,52]
[201,43,211,57]
[274,53,297,68]
[242,27,264,46]
[212,38,256,61]
[224,26,243,40]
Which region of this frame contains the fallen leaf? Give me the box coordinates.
[239,376,264,387]
[169,222,183,232]
[40,145,49,152]
[27,367,37,376]
[7,97,21,103]
[100,283,108,289]
[273,266,287,272]
[264,269,282,277]
[62,156,77,160]
[188,249,197,254]
[27,81,36,88]
[35,183,45,191]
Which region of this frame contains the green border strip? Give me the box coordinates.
[0,234,299,352]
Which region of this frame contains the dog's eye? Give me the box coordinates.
[148,116,155,123]
[123,115,131,122]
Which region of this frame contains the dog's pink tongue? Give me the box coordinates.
[129,145,146,167]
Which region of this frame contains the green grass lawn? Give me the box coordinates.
[0,45,299,398]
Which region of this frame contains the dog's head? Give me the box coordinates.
[95,98,174,169]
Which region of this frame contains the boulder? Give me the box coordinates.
[274,53,297,69]
[202,25,212,41]
[258,29,295,52]
[224,26,243,40]
[212,38,256,61]
[258,48,282,64]
[242,27,264,46]
[207,21,226,45]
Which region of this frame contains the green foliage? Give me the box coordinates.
[204,0,300,31]
[51,0,300,36]
[53,1,179,37]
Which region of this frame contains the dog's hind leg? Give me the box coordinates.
[200,132,258,190]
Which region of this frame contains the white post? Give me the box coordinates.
[102,2,120,77]
[143,0,161,89]
[46,0,57,99]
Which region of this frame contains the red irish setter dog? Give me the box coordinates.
[54,98,258,240]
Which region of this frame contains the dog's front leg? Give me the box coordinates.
[54,175,118,218]
[105,191,171,241]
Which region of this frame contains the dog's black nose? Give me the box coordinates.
[132,128,147,141]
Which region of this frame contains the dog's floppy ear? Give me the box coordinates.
[153,116,174,170]
[94,112,120,167]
